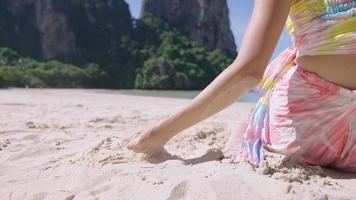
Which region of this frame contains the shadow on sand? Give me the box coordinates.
[144,148,356,179]
[144,148,225,166]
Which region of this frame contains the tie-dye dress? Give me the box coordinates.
[239,0,356,172]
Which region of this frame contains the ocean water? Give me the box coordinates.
[95,89,260,103]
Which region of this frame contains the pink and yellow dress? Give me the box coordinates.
[239,0,356,172]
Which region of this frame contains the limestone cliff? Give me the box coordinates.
[141,0,237,57]
[0,0,132,62]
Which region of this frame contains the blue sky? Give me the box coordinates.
[126,0,292,59]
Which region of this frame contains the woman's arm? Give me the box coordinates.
[128,0,292,154]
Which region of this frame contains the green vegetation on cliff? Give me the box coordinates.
[131,14,234,89]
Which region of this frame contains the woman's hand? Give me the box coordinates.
[127,124,166,157]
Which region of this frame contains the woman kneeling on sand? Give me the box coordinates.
[128,0,356,172]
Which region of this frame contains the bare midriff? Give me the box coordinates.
[296,54,356,90]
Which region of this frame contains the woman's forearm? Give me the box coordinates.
[151,0,292,141]
[151,63,261,141]
[128,0,291,155]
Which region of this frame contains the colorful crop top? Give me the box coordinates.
[239,0,356,166]
[287,0,356,58]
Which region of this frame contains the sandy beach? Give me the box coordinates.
[1,89,355,200]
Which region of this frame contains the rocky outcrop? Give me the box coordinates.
[0,0,42,58]
[35,0,76,61]
[0,0,132,62]
[141,0,237,57]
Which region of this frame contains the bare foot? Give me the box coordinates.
[222,121,248,163]
[127,126,169,157]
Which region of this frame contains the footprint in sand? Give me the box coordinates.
[30,192,48,200]
[167,181,188,200]
[65,194,75,200]
[0,139,11,150]
[25,121,49,129]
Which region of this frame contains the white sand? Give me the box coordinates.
[0,89,355,200]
